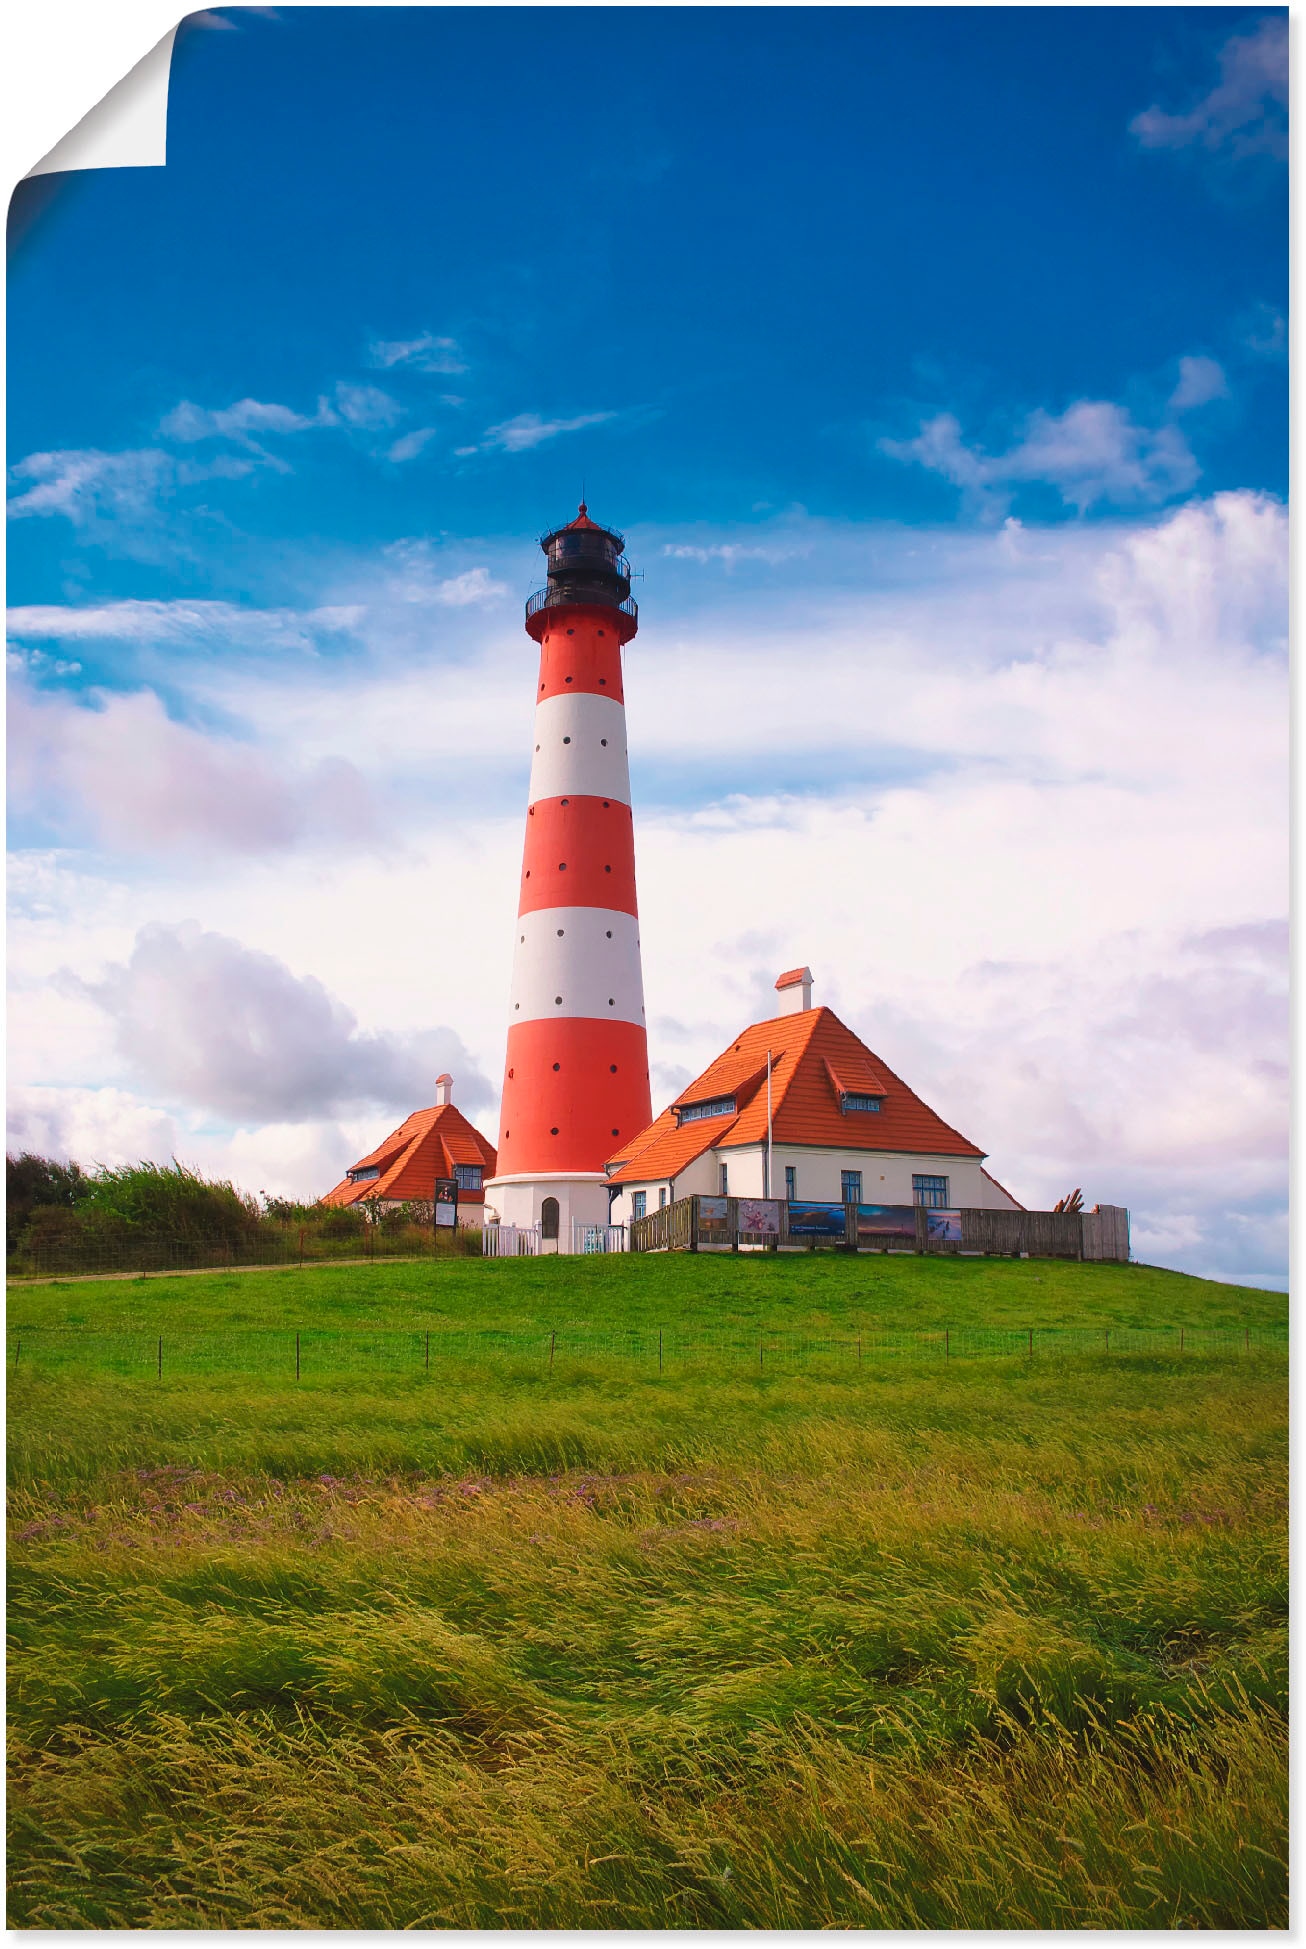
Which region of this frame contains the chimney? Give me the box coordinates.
[775,966,813,1015]
[434,1074,453,1107]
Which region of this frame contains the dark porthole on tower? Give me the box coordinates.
[565,675,573,683]
[605,930,612,938]
[555,995,563,1005]
[563,736,572,744]
[553,1062,561,1071]
[612,1128,619,1136]
[566,628,575,635]
[551,1126,559,1135]
[610,1064,617,1073]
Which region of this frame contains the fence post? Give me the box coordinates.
[945,1329,950,1360]
[425,1330,430,1373]
[658,1328,663,1375]
[1028,1327,1033,1359]
[1180,1327,1184,1354]
[1245,1326,1250,1353]
[13,1337,20,1369]
[296,1331,300,1381]
[549,1330,556,1371]
[857,1333,862,1363]
[1105,1328,1110,1354]
[157,1336,163,1381]
[298,1228,305,1266]
[759,1339,764,1373]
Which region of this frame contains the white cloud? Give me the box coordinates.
[76,921,492,1122]
[368,332,467,374]
[8,448,189,523]
[331,382,401,430]
[1240,300,1286,359]
[882,399,1199,514]
[387,427,439,463]
[432,567,510,607]
[1169,355,1228,410]
[8,1085,181,1171]
[8,597,363,656]
[479,410,618,454]
[8,680,383,856]
[662,540,808,568]
[159,396,325,443]
[1131,17,1288,161]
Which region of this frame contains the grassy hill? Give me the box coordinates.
[8,1255,1287,1927]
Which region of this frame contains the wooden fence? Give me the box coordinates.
[630,1197,1130,1262]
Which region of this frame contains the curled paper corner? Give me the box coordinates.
[26,25,179,177]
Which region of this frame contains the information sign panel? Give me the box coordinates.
[434,1177,458,1228]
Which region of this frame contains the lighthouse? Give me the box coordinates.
[482,506,652,1250]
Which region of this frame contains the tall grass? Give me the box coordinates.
[7,1260,1288,1927]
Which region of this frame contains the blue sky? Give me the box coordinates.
[7,6,1288,1286]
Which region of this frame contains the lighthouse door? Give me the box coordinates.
[540,1197,560,1252]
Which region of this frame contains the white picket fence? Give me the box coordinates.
[572,1222,627,1255]
[482,1223,541,1258]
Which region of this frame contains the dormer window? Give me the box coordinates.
[676,1096,737,1124]
[454,1163,483,1191]
[841,1093,883,1114]
[348,1166,380,1183]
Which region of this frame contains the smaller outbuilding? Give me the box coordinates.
[321,1075,497,1227]
[604,968,1022,1225]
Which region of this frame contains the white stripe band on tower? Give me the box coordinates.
[528,693,631,804]
[508,907,645,1024]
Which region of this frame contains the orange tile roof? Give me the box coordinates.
[322,1102,497,1208]
[606,1006,983,1185]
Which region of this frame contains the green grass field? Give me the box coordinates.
[8,1254,1288,1927]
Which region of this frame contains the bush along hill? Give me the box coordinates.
[5,1154,477,1277]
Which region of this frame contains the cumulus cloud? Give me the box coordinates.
[1169,355,1228,411]
[78,922,492,1122]
[479,410,619,454]
[882,399,1200,514]
[8,680,383,855]
[369,332,467,374]
[1131,17,1288,161]
[7,1085,180,1171]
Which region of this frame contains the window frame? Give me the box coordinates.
[841,1169,863,1204]
[632,1190,647,1220]
[453,1163,483,1192]
[912,1174,950,1210]
[784,1165,797,1201]
[677,1096,737,1124]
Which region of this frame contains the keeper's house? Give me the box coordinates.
[604,968,1021,1224]
[321,1075,497,1227]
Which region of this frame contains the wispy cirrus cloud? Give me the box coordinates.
[478,409,619,454]
[386,426,439,463]
[1130,16,1288,163]
[8,597,364,657]
[6,446,263,530]
[882,397,1200,516]
[159,395,327,443]
[368,331,467,374]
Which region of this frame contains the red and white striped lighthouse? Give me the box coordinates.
[483,506,652,1250]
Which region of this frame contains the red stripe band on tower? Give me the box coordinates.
[519,796,637,916]
[535,610,626,703]
[497,1018,652,1175]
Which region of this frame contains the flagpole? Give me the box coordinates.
[766,1049,773,1200]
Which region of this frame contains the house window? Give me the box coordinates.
[454,1163,483,1192]
[842,1094,882,1113]
[841,1170,862,1203]
[719,1162,729,1195]
[784,1165,797,1201]
[913,1174,950,1209]
[348,1166,380,1184]
[632,1191,647,1219]
[678,1096,737,1124]
[659,1187,667,1209]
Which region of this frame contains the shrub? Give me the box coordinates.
[6,1153,90,1252]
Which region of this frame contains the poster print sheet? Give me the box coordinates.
[736,1199,781,1236]
[925,1208,963,1244]
[697,1196,729,1232]
[856,1204,917,1245]
[786,1201,847,1237]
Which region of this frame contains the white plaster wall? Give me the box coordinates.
[508,907,645,1025]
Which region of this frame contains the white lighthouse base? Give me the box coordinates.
[482,1172,617,1253]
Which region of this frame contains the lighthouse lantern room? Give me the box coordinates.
[482,507,652,1249]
